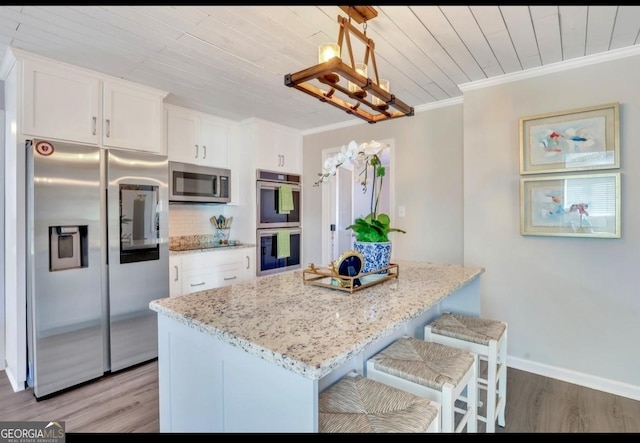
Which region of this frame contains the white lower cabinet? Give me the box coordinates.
[169,247,255,297]
[169,255,182,297]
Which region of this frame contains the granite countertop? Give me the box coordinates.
[169,234,255,255]
[149,261,484,380]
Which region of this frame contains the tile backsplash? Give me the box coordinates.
[168,203,250,241]
[169,204,222,237]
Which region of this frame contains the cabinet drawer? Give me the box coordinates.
[214,263,244,287]
[181,270,218,295]
[181,249,243,270]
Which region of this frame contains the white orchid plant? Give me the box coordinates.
[315,140,406,242]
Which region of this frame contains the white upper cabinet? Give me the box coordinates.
[199,115,228,168]
[19,50,167,154]
[22,58,101,145]
[253,120,302,173]
[166,105,198,163]
[102,79,165,153]
[166,104,229,168]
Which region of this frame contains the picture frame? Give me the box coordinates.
[520,172,620,238]
[519,102,620,174]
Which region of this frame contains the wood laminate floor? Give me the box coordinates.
[1,359,639,433]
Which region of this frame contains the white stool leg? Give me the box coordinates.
[441,383,455,433]
[467,353,478,433]
[485,340,498,432]
[497,329,508,427]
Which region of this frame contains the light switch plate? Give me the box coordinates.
[398,206,406,217]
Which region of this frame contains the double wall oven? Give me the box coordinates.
[256,169,301,276]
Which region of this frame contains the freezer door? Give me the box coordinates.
[26,140,106,398]
[107,149,169,372]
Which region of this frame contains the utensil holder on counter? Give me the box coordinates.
[214,228,230,245]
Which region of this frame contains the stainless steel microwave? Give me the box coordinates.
[169,161,230,204]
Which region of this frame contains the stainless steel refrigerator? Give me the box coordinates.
[25,138,169,398]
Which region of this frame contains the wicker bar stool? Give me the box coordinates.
[319,371,441,433]
[366,336,478,433]
[425,312,507,432]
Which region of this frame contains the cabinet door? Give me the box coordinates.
[255,123,302,173]
[22,59,101,145]
[198,115,228,168]
[181,270,219,295]
[214,262,244,287]
[278,132,302,173]
[166,106,199,163]
[169,256,182,297]
[243,248,256,280]
[103,80,165,153]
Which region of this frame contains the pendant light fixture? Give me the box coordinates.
[284,6,414,124]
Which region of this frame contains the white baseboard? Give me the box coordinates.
[508,356,640,402]
[1,367,26,393]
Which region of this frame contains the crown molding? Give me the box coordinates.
[459,45,640,92]
[305,45,640,135]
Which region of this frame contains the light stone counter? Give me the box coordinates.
[168,234,255,255]
[150,261,484,380]
[168,242,255,256]
[151,260,484,432]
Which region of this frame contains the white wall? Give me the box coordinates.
[2,56,26,391]
[303,103,465,267]
[463,54,640,397]
[303,54,640,400]
[0,108,5,369]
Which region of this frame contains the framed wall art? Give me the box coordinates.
[519,102,619,174]
[520,172,620,238]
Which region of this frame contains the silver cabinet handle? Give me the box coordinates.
[190,282,205,287]
[202,145,207,159]
[105,119,111,137]
[92,116,97,135]
[224,276,237,281]
[174,265,179,282]
[281,154,285,167]
[195,144,199,158]
[246,256,250,269]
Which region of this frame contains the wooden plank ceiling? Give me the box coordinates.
[0,5,638,131]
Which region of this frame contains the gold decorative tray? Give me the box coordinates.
[302,263,399,294]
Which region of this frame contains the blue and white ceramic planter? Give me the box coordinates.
[354,241,392,276]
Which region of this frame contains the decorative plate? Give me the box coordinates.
[333,249,364,288]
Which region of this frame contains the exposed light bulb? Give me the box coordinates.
[318,42,341,84]
[348,63,368,98]
[318,42,340,63]
[373,79,390,108]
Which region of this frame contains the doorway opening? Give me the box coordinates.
[320,139,394,265]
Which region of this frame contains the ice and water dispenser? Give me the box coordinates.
[49,225,88,271]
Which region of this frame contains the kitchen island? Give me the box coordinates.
[149,260,484,432]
